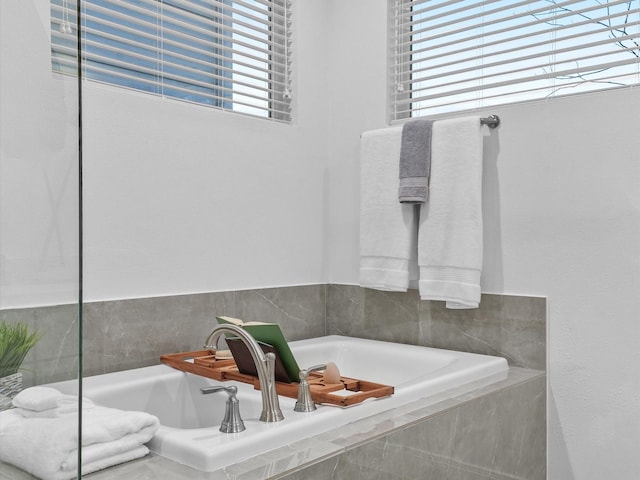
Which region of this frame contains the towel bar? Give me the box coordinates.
[480,115,500,128]
[367,115,501,138]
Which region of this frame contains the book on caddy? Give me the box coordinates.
[216,316,301,383]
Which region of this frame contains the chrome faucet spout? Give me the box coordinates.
[204,324,284,423]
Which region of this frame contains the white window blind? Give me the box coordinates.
[390,0,640,120]
[51,0,292,122]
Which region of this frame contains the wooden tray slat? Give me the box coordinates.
[160,349,394,407]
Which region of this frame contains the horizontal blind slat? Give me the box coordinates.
[394,7,638,70]
[403,31,640,89]
[405,0,535,31]
[403,50,640,103]
[390,0,640,121]
[397,0,629,51]
[397,70,638,118]
[161,0,287,46]
[86,60,291,111]
[82,40,287,92]
[396,57,640,106]
[51,0,292,122]
[154,0,285,25]
[396,0,468,21]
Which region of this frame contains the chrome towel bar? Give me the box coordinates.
[480,115,500,128]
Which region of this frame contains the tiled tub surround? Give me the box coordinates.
[0,285,545,479]
[43,336,508,474]
[279,370,546,480]
[0,285,545,383]
[81,285,326,377]
[0,368,544,480]
[0,285,327,384]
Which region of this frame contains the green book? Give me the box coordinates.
[216,316,301,382]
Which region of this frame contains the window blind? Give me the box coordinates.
[390,0,640,120]
[51,0,292,122]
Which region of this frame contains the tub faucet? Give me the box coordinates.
[294,364,327,412]
[204,324,284,423]
[201,385,245,433]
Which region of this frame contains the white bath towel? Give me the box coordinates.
[14,391,95,419]
[0,404,159,480]
[418,117,489,308]
[11,386,63,411]
[360,127,418,291]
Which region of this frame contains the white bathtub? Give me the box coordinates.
[51,335,508,472]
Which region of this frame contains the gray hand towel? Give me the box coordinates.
[398,118,433,204]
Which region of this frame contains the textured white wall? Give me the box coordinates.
[324,2,640,479]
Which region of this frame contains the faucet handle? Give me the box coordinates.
[294,364,327,412]
[201,385,245,433]
[300,364,328,380]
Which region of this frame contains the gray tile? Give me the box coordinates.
[328,287,546,370]
[309,373,546,480]
[427,304,504,361]
[10,285,545,384]
[426,294,546,370]
[275,456,340,480]
[326,284,365,336]
[235,285,326,341]
[83,453,219,480]
[83,291,234,375]
[498,296,546,370]
[337,441,405,480]
[328,285,423,344]
[362,289,420,344]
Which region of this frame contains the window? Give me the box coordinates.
[51,0,292,122]
[390,0,640,120]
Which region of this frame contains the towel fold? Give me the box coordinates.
[418,116,489,308]
[399,118,434,204]
[360,127,418,291]
[0,395,159,480]
[11,386,63,411]
[14,396,95,418]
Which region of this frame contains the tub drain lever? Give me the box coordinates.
[201,385,246,433]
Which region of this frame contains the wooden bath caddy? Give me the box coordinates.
[160,349,394,407]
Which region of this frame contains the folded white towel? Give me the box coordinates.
[418,117,489,308]
[0,404,159,480]
[14,394,95,418]
[11,386,63,411]
[68,445,149,477]
[15,401,94,419]
[360,127,418,291]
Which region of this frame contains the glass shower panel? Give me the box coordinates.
[0,0,81,478]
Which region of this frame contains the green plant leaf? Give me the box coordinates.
[0,321,43,378]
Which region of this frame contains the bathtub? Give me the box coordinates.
[50,335,508,472]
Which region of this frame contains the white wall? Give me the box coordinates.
[0,0,330,306]
[81,1,330,301]
[325,2,640,479]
